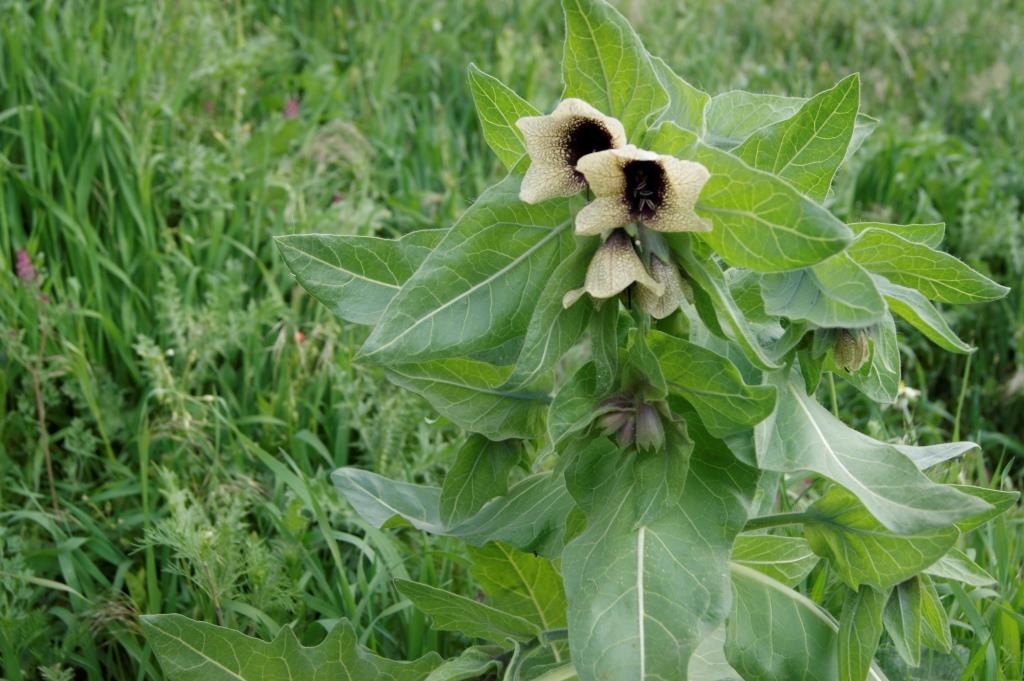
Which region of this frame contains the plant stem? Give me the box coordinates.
[953,352,972,442]
[742,511,810,532]
[827,372,839,417]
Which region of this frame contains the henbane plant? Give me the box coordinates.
[141,1,1015,679]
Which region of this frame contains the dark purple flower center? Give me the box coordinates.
[623,160,666,220]
[563,118,614,174]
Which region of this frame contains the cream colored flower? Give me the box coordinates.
[575,146,711,236]
[563,230,663,308]
[635,255,686,319]
[516,99,626,204]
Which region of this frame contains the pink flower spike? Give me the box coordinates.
[15,249,37,283]
[283,98,300,119]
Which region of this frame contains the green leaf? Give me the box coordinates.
[839,586,889,681]
[839,315,901,403]
[396,580,539,644]
[361,174,574,365]
[633,424,692,526]
[505,238,596,389]
[467,64,540,169]
[674,243,781,371]
[731,535,820,587]
[755,371,991,533]
[704,89,877,157]
[561,0,668,136]
[440,436,518,526]
[385,359,546,440]
[918,576,952,653]
[726,563,891,681]
[874,277,973,353]
[848,221,944,249]
[589,301,620,393]
[650,56,709,134]
[276,229,445,326]
[425,646,504,681]
[923,548,996,587]
[562,429,757,680]
[848,229,1008,304]
[761,252,886,329]
[333,467,575,558]
[893,441,978,471]
[548,362,604,448]
[627,330,668,398]
[687,627,743,681]
[949,484,1020,532]
[468,542,567,630]
[142,615,441,681]
[803,487,959,591]
[651,123,853,272]
[883,579,923,667]
[734,74,861,201]
[648,329,776,437]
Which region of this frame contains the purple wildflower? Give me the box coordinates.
[15,249,37,284]
[283,98,300,119]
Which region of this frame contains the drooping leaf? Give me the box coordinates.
[505,237,596,389]
[755,371,991,533]
[731,535,820,587]
[883,579,923,667]
[468,542,567,630]
[142,615,441,681]
[874,277,973,353]
[648,329,776,437]
[361,174,574,365]
[848,229,1008,304]
[760,252,886,329]
[396,580,539,644]
[561,0,668,136]
[562,429,758,681]
[467,64,540,168]
[949,484,1020,532]
[726,564,890,681]
[650,55,709,134]
[276,229,445,326]
[803,487,958,591]
[651,123,853,272]
[734,74,861,201]
[333,467,574,558]
[440,436,518,525]
[839,586,889,681]
[848,221,945,249]
[385,358,546,440]
[923,548,996,587]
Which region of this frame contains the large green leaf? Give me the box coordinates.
[648,329,776,437]
[650,56,709,134]
[276,229,445,326]
[396,580,539,644]
[467,64,540,169]
[874,277,973,353]
[505,237,596,389]
[361,174,574,365]
[440,436,518,526]
[469,542,567,630]
[687,627,743,681]
[726,564,889,681]
[142,615,441,681]
[385,358,546,440]
[761,252,886,329]
[883,579,923,667]
[848,229,1008,304]
[755,371,991,533]
[333,467,575,558]
[848,221,944,249]
[652,123,853,273]
[838,586,889,681]
[731,535,820,587]
[734,74,860,201]
[803,487,959,591]
[561,0,668,136]
[562,429,757,681]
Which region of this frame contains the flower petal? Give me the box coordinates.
[636,255,685,319]
[583,231,664,300]
[552,99,627,147]
[576,196,630,236]
[645,158,712,232]
[519,161,582,204]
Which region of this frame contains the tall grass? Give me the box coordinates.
[1,0,1021,678]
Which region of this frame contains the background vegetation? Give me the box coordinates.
[0,0,1020,679]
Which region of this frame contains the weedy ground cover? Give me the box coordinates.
[1,1,1021,680]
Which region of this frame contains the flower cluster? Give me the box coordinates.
[516,99,710,319]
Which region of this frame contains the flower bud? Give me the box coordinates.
[636,254,686,319]
[634,402,665,452]
[833,328,870,372]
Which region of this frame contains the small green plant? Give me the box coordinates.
[142,1,1016,679]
